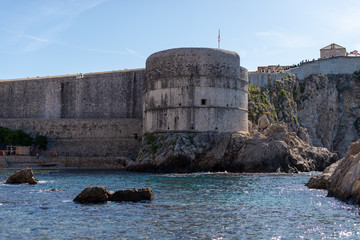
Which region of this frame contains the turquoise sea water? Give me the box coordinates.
[0,170,359,239]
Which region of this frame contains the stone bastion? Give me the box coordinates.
[143,48,248,134]
[0,47,248,160]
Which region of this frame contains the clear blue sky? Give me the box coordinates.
[1,0,360,79]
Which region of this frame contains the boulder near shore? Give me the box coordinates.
[5,168,38,185]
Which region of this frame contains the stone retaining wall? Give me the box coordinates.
[0,155,131,169]
[0,118,142,158]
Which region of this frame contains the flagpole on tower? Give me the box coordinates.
[218,29,221,49]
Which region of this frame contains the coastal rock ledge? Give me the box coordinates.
[127,124,337,173]
[5,168,38,185]
[307,139,360,204]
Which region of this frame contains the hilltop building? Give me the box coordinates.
[320,43,347,59]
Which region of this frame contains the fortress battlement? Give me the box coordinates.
[0,68,146,82]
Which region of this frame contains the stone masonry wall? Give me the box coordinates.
[0,69,146,159]
[248,72,289,88]
[0,69,145,119]
[249,57,360,87]
[0,118,142,158]
[287,57,360,80]
[144,48,248,134]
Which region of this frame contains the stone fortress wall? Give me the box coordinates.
[248,73,288,88]
[249,56,360,87]
[287,56,360,80]
[0,70,144,119]
[3,49,358,160]
[0,70,145,158]
[0,48,249,159]
[143,48,248,134]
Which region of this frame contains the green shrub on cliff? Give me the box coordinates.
[145,133,155,143]
[248,84,278,123]
[248,75,299,130]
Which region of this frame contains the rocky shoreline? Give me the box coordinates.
[306,139,360,204]
[127,123,337,173]
[0,120,338,174]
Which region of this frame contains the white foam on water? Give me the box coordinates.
[37,180,55,184]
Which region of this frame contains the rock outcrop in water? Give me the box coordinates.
[306,139,360,204]
[73,186,112,203]
[305,160,342,190]
[5,168,38,184]
[110,188,154,202]
[73,187,154,203]
[128,123,337,173]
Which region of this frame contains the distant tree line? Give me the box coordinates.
[0,127,47,150]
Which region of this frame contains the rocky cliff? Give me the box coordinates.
[129,72,360,173]
[250,72,360,158]
[127,124,337,173]
[306,139,360,204]
[296,74,360,157]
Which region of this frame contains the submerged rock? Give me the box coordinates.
[73,186,112,203]
[110,188,154,202]
[5,168,38,185]
[45,188,63,192]
[128,124,337,173]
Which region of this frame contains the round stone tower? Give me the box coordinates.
[143,47,248,134]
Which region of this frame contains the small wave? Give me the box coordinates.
[62,200,72,203]
[163,171,233,178]
[37,180,55,184]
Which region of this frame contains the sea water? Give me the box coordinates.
[0,170,359,239]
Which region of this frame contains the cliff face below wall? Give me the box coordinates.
[128,124,337,173]
[296,74,360,157]
[250,73,360,158]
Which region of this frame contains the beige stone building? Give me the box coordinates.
[320,43,346,59]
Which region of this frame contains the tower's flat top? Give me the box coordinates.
[147,47,239,60]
